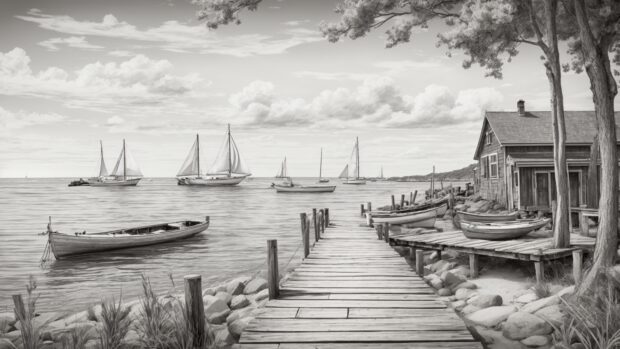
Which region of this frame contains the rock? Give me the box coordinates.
[474,326,525,349]
[226,277,249,295]
[461,304,481,315]
[429,251,441,262]
[215,291,233,305]
[515,292,539,304]
[2,331,20,342]
[124,330,140,346]
[213,326,235,347]
[467,305,517,328]
[215,284,228,293]
[557,286,575,298]
[228,317,252,340]
[520,295,560,314]
[48,321,98,342]
[534,304,564,328]
[455,288,478,301]
[447,265,471,279]
[203,295,229,315]
[441,271,467,289]
[15,312,65,331]
[437,288,452,296]
[84,339,98,349]
[253,289,269,302]
[447,296,457,302]
[208,309,231,324]
[0,339,16,349]
[468,294,503,308]
[521,335,550,347]
[202,287,216,297]
[429,260,456,273]
[453,281,477,291]
[452,300,467,312]
[423,274,443,289]
[230,295,250,310]
[502,312,553,340]
[244,278,268,295]
[226,305,256,325]
[0,313,15,327]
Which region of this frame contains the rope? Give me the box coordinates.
[279,240,303,286]
[40,240,53,268]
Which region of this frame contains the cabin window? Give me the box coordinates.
[489,154,498,178]
[486,131,493,145]
[480,157,488,178]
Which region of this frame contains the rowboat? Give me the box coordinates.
[457,211,520,223]
[370,205,440,225]
[340,137,366,185]
[48,218,210,259]
[460,218,550,240]
[273,183,336,193]
[90,139,143,187]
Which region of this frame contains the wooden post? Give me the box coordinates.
[300,213,309,258]
[534,261,544,284]
[412,190,418,204]
[415,250,425,276]
[409,247,416,262]
[184,275,207,347]
[306,217,312,247]
[578,204,588,236]
[325,208,330,227]
[572,250,583,285]
[400,194,405,208]
[376,224,383,240]
[312,208,319,242]
[436,250,442,260]
[391,195,396,210]
[469,254,479,278]
[319,209,325,237]
[360,204,365,217]
[267,240,279,299]
[409,192,413,205]
[383,223,389,243]
[367,202,372,212]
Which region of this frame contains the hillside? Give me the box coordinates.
[390,163,476,182]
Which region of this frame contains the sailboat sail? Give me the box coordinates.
[111,141,143,178]
[98,141,108,177]
[319,149,323,179]
[348,138,360,179]
[276,157,288,178]
[207,125,250,176]
[177,135,200,177]
[338,165,349,179]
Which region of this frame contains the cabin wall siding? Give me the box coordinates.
[477,123,507,205]
[517,165,589,210]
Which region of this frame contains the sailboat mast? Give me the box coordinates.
[99,140,104,176]
[356,137,360,179]
[319,148,323,179]
[123,139,126,181]
[196,134,200,177]
[227,124,232,177]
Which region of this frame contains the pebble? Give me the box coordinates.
[230,295,250,310]
[502,312,553,340]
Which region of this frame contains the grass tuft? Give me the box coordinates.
[532,281,552,298]
[98,295,132,349]
[60,324,94,349]
[135,275,173,348]
[14,275,42,349]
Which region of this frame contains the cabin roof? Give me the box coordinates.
[474,111,620,159]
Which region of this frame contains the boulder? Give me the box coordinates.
[48,320,98,341]
[213,326,235,347]
[502,312,553,340]
[226,277,249,296]
[208,309,231,325]
[468,294,503,308]
[520,295,560,314]
[228,317,252,340]
[467,305,517,328]
[203,295,229,315]
[230,295,250,310]
[455,288,478,301]
[226,305,256,325]
[474,326,525,349]
[15,312,65,331]
[534,304,564,328]
[441,271,467,290]
[430,260,455,273]
[452,300,467,312]
[429,251,441,262]
[515,292,539,304]
[0,338,16,349]
[521,335,550,347]
[215,291,233,306]
[215,284,228,293]
[461,305,481,315]
[243,278,268,295]
[124,329,140,347]
[84,339,98,349]
[2,331,20,342]
[447,266,471,280]
[0,313,15,327]
[453,281,477,291]
[437,288,452,296]
[202,287,217,297]
[423,275,443,290]
[253,289,269,303]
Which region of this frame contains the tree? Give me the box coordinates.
[194,0,574,249]
[562,0,620,295]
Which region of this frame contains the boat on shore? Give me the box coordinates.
[341,137,366,185]
[47,218,210,259]
[90,139,143,187]
[177,125,251,186]
[369,205,441,225]
[457,211,520,222]
[460,218,550,240]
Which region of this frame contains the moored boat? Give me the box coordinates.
[370,205,439,225]
[460,218,550,240]
[317,148,330,183]
[457,211,520,223]
[68,178,89,187]
[90,139,143,187]
[341,137,366,185]
[273,183,336,193]
[48,218,210,259]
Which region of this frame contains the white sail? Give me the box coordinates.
[98,140,108,177]
[348,138,360,179]
[207,125,250,177]
[276,157,287,178]
[111,140,143,178]
[177,135,200,177]
[338,165,349,179]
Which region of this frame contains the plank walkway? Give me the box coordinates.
[237,215,482,348]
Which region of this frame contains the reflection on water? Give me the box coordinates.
[0,177,463,312]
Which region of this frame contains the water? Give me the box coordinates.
[0,177,463,313]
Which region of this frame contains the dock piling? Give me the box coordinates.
[572,250,583,284]
[391,195,396,210]
[325,208,330,227]
[400,194,405,208]
[184,275,207,347]
[415,250,425,276]
[360,204,365,217]
[300,213,309,258]
[469,254,479,278]
[367,202,372,213]
[412,190,418,204]
[267,240,279,299]
[376,224,383,240]
[312,208,319,242]
[383,223,389,243]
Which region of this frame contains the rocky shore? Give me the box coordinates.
[0,275,270,349]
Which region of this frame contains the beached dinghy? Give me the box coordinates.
[457,211,520,223]
[48,218,210,259]
[460,218,550,240]
[370,205,440,225]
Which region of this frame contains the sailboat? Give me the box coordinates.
[341,137,366,185]
[179,124,251,186]
[275,157,288,179]
[318,148,329,183]
[90,139,142,186]
[271,157,336,193]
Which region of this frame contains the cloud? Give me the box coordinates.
[228,78,502,128]
[106,115,125,126]
[16,10,322,57]
[38,36,103,51]
[294,59,445,81]
[282,20,311,26]
[0,47,202,113]
[0,106,65,133]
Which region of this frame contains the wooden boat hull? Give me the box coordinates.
[49,220,209,258]
[178,176,246,186]
[274,185,336,193]
[457,211,519,223]
[460,218,550,240]
[370,206,438,225]
[89,178,141,187]
[318,179,330,183]
[435,203,448,217]
[341,179,366,185]
[401,217,436,229]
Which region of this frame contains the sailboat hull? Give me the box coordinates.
[342,179,366,185]
[178,176,246,186]
[274,184,336,193]
[90,178,141,187]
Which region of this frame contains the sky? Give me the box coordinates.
[0,0,614,178]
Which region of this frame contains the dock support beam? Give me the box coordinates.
[376,224,383,240]
[409,247,416,262]
[312,208,319,242]
[572,250,583,285]
[412,190,418,204]
[367,202,372,213]
[184,275,207,348]
[400,194,405,208]
[415,250,425,276]
[469,254,479,278]
[391,195,396,210]
[534,261,544,284]
[300,213,309,258]
[383,223,389,243]
[267,240,279,299]
[324,208,329,227]
[360,204,365,217]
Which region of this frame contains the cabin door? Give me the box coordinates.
[545,171,582,208]
[535,172,550,207]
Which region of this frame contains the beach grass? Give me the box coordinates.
[98,296,132,349]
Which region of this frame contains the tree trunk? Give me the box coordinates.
[573,0,619,296]
[544,0,571,248]
[587,134,599,208]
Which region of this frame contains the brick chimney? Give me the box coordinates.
[517,99,525,116]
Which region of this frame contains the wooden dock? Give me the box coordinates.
[237,215,482,348]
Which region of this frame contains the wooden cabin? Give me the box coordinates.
[474,100,620,211]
